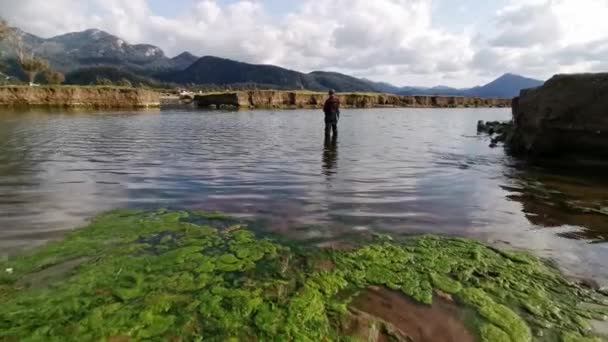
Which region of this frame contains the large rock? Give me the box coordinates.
[508,73,608,157]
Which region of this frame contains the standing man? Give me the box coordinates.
[323,89,340,138]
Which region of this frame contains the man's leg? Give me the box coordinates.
[325,122,331,137]
[332,123,338,137]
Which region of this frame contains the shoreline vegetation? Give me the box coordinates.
[1,209,606,341]
[0,85,512,109]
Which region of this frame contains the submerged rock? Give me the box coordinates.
[508,73,608,158]
[0,209,606,341]
[349,287,475,342]
[477,120,513,148]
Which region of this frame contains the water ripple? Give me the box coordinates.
[1,108,608,283]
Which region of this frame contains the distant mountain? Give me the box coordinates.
[398,85,464,96]
[1,28,196,73]
[64,66,167,87]
[465,73,544,98]
[167,56,309,88]
[170,52,199,70]
[1,26,544,96]
[362,80,402,94]
[306,71,377,92]
[166,56,377,92]
[366,73,544,98]
[2,28,376,91]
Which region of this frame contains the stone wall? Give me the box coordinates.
[0,86,161,108]
[194,90,511,109]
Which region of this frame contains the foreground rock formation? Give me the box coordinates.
[194,91,511,109]
[0,86,160,108]
[1,209,606,341]
[508,73,608,157]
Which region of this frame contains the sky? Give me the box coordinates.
[2,0,608,87]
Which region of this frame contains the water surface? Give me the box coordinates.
[1,108,607,283]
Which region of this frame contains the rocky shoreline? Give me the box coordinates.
[194,90,512,109]
[0,86,161,108]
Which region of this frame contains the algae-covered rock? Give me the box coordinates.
[0,210,606,341]
[460,287,531,341]
[431,273,463,294]
[562,332,605,342]
[481,323,512,342]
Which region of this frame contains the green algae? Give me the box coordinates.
[481,323,512,342]
[562,332,605,342]
[460,287,531,341]
[431,272,463,294]
[0,210,607,341]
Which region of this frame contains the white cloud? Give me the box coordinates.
[1,0,608,86]
[490,2,561,48]
[1,0,101,35]
[473,0,608,79]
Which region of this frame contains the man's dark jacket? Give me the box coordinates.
[323,96,340,123]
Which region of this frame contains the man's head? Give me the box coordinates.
[328,89,335,96]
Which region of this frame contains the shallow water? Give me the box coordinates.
[351,287,475,342]
[1,107,607,283]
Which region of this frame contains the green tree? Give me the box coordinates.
[116,78,132,87]
[43,70,65,85]
[95,77,113,86]
[18,54,50,84]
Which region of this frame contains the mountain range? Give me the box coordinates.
[0,27,545,97]
[162,56,378,92]
[1,28,195,72]
[365,73,544,98]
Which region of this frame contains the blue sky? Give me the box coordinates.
[3,0,608,87]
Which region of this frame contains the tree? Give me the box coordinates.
[18,54,49,84]
[116,78,132,87]
[44,70,65,85]
[0,22,48,85]
[95,77,113,86]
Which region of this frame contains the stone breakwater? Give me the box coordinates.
[194,91,511,109]
[0,86,161,108]
[508,73,608,157]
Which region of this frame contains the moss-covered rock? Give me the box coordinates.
[0,210,606,341]
[460,287,531,341]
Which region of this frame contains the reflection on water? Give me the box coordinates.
[505,169,608,241]
[322,135,338,176]
[1,107,608,283]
